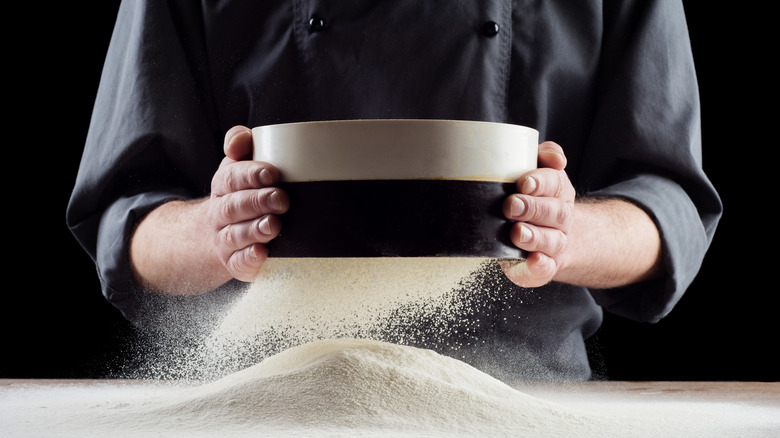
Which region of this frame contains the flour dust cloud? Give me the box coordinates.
[200,257,497,378]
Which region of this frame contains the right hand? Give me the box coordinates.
[208,125,289,282]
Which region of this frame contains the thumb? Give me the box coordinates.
[499,252,556,288]
[224,125,253,161]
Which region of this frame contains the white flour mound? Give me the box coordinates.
[4,339,778,437]
[71,339,611,437]
[154,339,594,435]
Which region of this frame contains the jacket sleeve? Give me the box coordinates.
[65,0,224,323]
[583,0,722,323]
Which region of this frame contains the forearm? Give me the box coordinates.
[129,199,232,296]
[554,197,662,289]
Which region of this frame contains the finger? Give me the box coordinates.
[212,161,282,196]
[218,215,282,252]
[504,194,572,231]
[225,243,268,282]
[515,168,574,199]
[508,222,567,258]
[537,141,567,170]
[499,252,557,288]
[214,188,289,226]
[224,125,253,161]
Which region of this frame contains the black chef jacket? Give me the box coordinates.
[67,0,722,381]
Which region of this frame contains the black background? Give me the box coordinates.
[4,2,776,381]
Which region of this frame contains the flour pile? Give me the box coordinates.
[5,339,609,437]
[7,338,775,437]
[140,339,598,436]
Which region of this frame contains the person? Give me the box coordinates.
[67,0,721,380]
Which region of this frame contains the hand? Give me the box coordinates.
[207,125,289,282]
[501,141,575,288]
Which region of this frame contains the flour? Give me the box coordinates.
[198,257,496,378]
[5,338,777,437]
[5,259,777,436]
[108,338,606,437]
[0,340,615,437]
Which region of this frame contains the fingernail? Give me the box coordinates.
[259,168,273,186]
[227,128,246,148]
[521,176,537,195]
[519,224,533,244]
[510,197,525,218]
[248,244,260,261]
[258,216,272,235]
[268,190,282,211]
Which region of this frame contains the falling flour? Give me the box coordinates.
[198,257,498,378]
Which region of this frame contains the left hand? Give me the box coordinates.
[501,141,575,288]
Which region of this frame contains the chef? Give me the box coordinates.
[67,0,721,380]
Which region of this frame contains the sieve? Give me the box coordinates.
[252,119,538,259]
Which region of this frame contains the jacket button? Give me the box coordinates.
[481,21,499,37]
[308,14,327,32]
